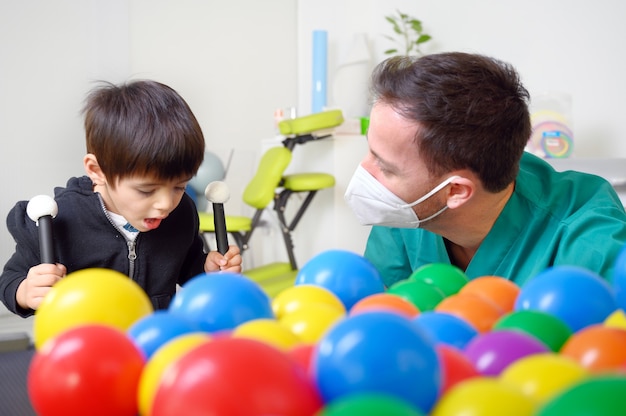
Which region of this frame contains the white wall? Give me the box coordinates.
[0,0,297,316]
[2,0,626,304]
[0,0,130,270]
[297,0,626,158]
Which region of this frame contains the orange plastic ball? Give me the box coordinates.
[459,275,520,313]
[350,292,420,318]
[435,293,503,333]
[560,324,626,373]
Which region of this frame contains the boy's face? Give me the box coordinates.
[97,174,191,232]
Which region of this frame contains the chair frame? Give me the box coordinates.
[200,133,333,271]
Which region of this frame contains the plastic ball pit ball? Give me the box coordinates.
[28,324,145,416]
[459,275,520,313]
[431,377,536,416]
[127,310,199,359]
[138,332,211,415]
[413,311,479,350]
[499,352,588,404]
[463,329,550,376]
[318,393,425,416]
[492,309,572,352]
[33,268,153,349]
[560,324,626,373]
[312,311,440,413]
[295,249,385,310]
[408,263,469,297]
[514,265,617,332]
[168,271,274,332]
[388,279,446,311]
[349,292,420,318]
[435,293,503,333]
[151,337,323,415]
[272,284,346,319]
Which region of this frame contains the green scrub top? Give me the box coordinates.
[364,152,626,288]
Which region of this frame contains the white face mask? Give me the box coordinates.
[344,165,459,228]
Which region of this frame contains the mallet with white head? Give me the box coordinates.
[205,181,230,255]
[26,195,58,264]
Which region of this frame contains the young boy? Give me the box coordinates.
[1,80,241,317]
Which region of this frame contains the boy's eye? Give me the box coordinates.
[137,189,155,195]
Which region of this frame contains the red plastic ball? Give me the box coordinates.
[152,337,323,415]
[28,324,144,416]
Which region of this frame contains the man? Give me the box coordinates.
[345,52,626,288]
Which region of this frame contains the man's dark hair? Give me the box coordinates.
[370,52,531,192]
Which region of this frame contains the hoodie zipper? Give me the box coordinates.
[97,194,137,280]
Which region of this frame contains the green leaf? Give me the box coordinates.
[384,48,398,55]
[409,19,423,32]
[417,34,432,44]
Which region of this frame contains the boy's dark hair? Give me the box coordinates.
[83,80,205,185]
[370,52,531,193]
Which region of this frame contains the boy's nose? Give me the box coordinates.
[154,192,177,213]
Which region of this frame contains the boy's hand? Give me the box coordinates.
[205,244,242,273]
[16,263,66,310]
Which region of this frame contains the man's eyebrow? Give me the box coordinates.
[369,146,398,173]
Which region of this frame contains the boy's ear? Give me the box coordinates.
[447,176,474,210]
[83,154,107,186]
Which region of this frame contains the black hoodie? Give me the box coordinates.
[1,176,207,317]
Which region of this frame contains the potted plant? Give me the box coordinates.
[383,10,432,57]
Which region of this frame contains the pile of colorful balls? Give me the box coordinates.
[27,248,626,415]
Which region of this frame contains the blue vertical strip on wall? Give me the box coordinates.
[312,30,328,114]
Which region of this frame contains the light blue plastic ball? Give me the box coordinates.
[188,151,225,210]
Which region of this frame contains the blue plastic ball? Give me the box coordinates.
[127,310,199,359]
[168,272,273,332]
[413,311,479,350]
[515,265,617,332]
[295,249,385,310]
[612,244,626,311]
[311,311,441,413]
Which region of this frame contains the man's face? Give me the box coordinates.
[361,102,446,219]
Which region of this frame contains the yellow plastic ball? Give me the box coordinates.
[279,303,345,344]
[604,309,626,330]
[500,352,588,404]
[33,268,153,349]
[432,377,537,416]
[232,318,301,351]
[272,284,346,319]
[138,332,210,416]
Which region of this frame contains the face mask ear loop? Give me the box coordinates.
[400,175,461,209]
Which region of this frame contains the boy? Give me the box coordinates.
[1,80,241,317]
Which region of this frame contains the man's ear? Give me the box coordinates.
[447,176,474,209]
[83,154,106,186]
